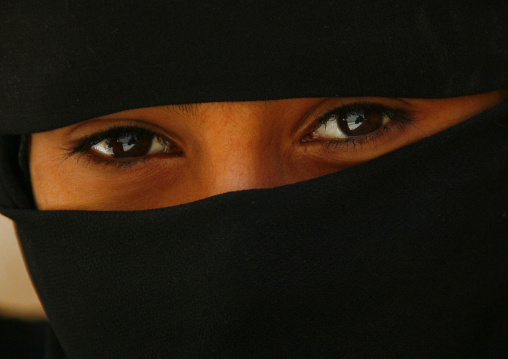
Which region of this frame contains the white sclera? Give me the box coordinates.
[92,140,115,155]
[315,114,346,139]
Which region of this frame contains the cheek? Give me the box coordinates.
[31,164,185,211]
[30,149,204,211]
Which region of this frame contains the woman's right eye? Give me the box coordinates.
[92,132,172,158]
[67,126,183,166]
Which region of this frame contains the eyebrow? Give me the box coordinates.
[163,100,276,117]
[164,103,201,116]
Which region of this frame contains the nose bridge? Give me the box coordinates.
[199,113,284,196]
[220,150,273,191]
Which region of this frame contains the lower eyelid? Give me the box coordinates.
[323,125,391,148]
[76,150,152,169]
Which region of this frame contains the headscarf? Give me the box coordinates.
[1,1,507,358]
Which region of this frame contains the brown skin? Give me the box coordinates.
[30,90,508,211]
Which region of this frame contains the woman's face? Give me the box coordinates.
[30,90,508,211]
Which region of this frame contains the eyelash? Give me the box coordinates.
[65,127,175,168]
[65,102,415,168]
[311,102,413,149]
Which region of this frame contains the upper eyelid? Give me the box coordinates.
[68,118,184,144]
[69,119,186,147]
[316,102,410,123]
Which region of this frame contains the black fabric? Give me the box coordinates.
[1,1,508,134]
[0,135,34,209]
[1,102,507,358]
[0,317,47,359]
[44,327,66,359]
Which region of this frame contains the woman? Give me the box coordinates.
[1,1,507,358]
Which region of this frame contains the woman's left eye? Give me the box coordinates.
[303,103,410,143]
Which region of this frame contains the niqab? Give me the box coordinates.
[1,1,507,358]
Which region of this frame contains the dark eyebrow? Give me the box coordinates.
[164,100,276,116]
[164,103,201,115]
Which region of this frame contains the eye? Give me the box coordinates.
[67,126,182,166]
[303,103,408,143]
[92,131,171,158]
[315,108,388,139]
